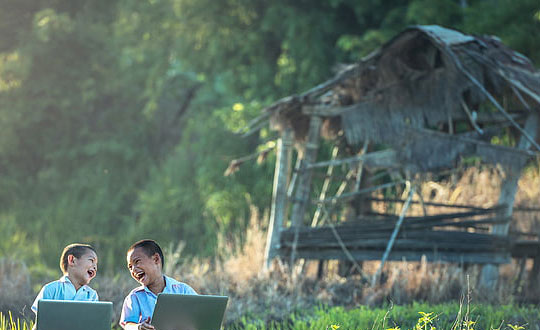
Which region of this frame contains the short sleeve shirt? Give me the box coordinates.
[31,275,99,314]
[119,275,197,328]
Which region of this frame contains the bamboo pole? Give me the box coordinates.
[311,146,339,227]
[372,186,415,286]
[316,180,406,204]
[365,197,502,211]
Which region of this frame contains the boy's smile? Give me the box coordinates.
[127,247,162,288]
[68,250,98,289]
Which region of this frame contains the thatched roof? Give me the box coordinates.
[247,25,540,173]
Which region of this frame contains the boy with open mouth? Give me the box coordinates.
[31,243,99,315]
[120,239,197,330]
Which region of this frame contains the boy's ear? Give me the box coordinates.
[152,253,161,265]
[67,254,76,266]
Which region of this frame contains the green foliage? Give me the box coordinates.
[463,0,540,64]
[225,303,540,330]
[406,0,462,27]
[0,0,538,277]
[2,303,540,330]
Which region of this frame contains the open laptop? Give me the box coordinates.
[37,300,112,330]
[152,294,229,330]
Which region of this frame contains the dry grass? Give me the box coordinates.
[0,259,34,318]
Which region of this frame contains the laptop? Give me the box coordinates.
[152,294,229,330]
[37,300,113,330]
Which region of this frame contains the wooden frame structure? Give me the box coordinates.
[238,25,540,287]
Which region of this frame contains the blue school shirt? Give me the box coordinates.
[31,275,99,314]
[119,275,197,328]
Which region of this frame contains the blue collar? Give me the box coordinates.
[59,275,88,292]
[141,275,173,297]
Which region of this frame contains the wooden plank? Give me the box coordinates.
[365,197,504,212]
[511,240,540,258]
[280,213,506,237]
[302,103,522,123]
[280,249,511,264]
[281,238,506,252]
[280,226,510,241]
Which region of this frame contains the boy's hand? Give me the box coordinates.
[138,317,154,330]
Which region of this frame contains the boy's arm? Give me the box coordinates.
[31,285,52,314]
[119,294,146,329]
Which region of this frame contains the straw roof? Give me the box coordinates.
[248,25,540,173]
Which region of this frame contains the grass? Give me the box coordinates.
[2,303,539,330]
[0,312,33,330]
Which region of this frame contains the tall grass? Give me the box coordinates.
[0,312,33,330]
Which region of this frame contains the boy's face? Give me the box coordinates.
[68,250,98,286]
[127,247,162,287]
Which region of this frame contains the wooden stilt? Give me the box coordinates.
[290,116,322,265]
[264,128,293,269]
[480,113,539,288]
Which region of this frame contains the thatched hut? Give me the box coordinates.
[240,25,540,287]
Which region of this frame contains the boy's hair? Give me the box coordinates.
[128,239,164,268]
[60,243,96,273]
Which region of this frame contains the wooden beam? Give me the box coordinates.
[282,249,511,264]
[302,103,524,123]
[264,128,293,268]
[290,116,323,264]
[365,197,502,211]
[480,112,539,288]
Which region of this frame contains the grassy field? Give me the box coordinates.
[2,303,539,330]
[1,169,539,329]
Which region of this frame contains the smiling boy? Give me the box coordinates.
[120,239,197,330]
[31,243,99,314]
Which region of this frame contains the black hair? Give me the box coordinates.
[60,243,97,273]
[128,239,164,268]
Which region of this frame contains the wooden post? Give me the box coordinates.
[290,115,323,264]
[529,254,540,289]
[264,128,293,268]
[480,113,539,289]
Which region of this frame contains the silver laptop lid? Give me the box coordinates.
[37,300,112,330]
[152,294,228,330]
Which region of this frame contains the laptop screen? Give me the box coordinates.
[151,294,228,330]
[37,300,112,330]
